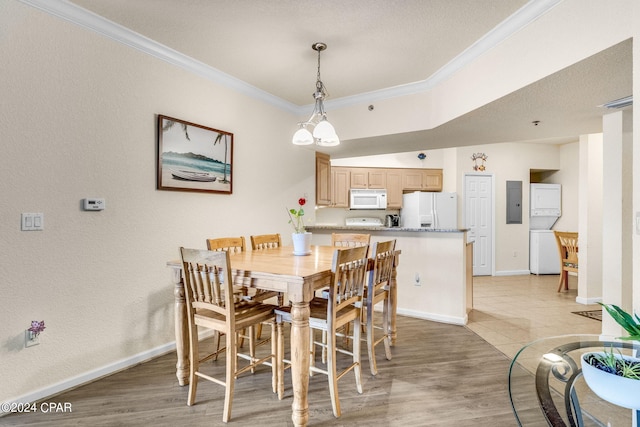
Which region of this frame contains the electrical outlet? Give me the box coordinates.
[513,251,518,257]
[25,330,40,347]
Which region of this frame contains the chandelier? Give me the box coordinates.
[292,42,340,147]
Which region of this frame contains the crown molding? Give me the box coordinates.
[324,0,563,110]
[18,0,300,114]
[20,0,562,114]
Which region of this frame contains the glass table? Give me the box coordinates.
[508,334,640,426]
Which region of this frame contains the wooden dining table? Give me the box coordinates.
[167,244,400,426]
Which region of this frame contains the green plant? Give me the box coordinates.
[287,197,307,234]
[598,303,640,340]
[585,347,640,380]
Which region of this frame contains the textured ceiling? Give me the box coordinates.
[71,0,528,105]
[67,0,632,158]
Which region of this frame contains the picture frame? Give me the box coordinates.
[157,115,233,194]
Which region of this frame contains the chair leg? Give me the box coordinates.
[223,329,237,423]
[366,304,378,376]
[309,329,316,376]
[382,298,392,360]
[321,330,327,364]
[212,330,222,361]
[326,327,341,418]
[557,271,567,292]
[276,319,285,400]
[270,319,277,394]
[352,319,363,395]
[187,325,199,406]
[248,326,256,373]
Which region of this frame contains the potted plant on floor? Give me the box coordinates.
[580,303,640,409]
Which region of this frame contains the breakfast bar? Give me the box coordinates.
[307,224,473,325]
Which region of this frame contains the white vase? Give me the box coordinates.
[292,232,312,256]
[581,352,640,410]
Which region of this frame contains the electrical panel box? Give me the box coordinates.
[83,198,105,211]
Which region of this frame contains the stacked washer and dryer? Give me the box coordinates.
[529,183,562,274]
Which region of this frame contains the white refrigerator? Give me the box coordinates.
[401,191,457,229]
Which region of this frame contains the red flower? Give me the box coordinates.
[298,197,306,206]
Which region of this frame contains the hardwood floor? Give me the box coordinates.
[2,274,593,426]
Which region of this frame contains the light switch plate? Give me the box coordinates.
[21,213,44,231]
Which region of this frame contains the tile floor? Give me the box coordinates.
[466,273,602,360]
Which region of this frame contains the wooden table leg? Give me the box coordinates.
[171,266,189,386]
[289,301,310,427]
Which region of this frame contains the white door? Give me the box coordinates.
[464,174,493,276]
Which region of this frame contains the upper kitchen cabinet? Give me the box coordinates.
[385,169,403,209]
[423,169,443,191]
[316,152,331,206]
[331,167,350,208]
[349,168,387,189]
[402,169,443,191]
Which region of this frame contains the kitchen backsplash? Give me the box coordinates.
[314,207,400,227]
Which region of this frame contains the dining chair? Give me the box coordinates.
[206,236,273,350]
[314,233,370,358]
[250,233,282,250]
[249,233,285,336]
[275,245,369,418]
[364,239,396,375]
[208,236,279,303]
[179,247,277,422]
[206,236,247,254]
[554,231,579,292]
[331,233,371,248]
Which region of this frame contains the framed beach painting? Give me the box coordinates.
[157,115,233,194]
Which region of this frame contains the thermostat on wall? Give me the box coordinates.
[83,198,105,211]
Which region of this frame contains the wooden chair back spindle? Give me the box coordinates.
[331,233,371,248]
[206,236,246,254]
[250,234,282,250]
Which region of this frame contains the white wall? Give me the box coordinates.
[0,1,313,402]
[553,142,580,232]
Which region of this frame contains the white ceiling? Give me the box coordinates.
[67,0,632,158]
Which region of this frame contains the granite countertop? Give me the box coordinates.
[307,225,469,233]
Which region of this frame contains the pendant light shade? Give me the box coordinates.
[292,42,340,147]
[312,119,336,140]
[292,126,314,145]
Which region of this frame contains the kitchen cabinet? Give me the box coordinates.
[316,156,444,208]
[423,169,443,191]
[402,170,423,190]
[402,169,443,191]
[349,168,386,189]
[385,169,403,209]
[367,169,387,188]
[331,167,350,208]
[350,169,368,188]
[316,152,331,206]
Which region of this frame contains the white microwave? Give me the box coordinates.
[350,189,387,210]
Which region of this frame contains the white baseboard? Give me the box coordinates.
[576,296,602,305]
[4,329,214,410]
[396,308,467,326]
[494,270,531,276]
